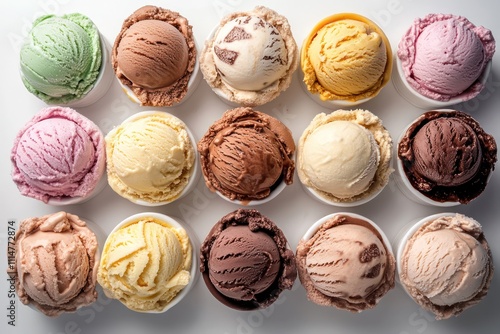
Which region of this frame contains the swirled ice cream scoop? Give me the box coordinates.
[12,212,99,317]
[97,215,192,312]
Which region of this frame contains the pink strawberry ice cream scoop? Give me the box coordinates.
[11,106,105,203]
[398,14,495,101]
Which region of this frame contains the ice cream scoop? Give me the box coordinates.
[301,13,392,103]
[208,225,280,301]
[10,212,99,317]
[412,117,481,186]
[297,109,392,205]
[113,5,197,106]
[198,107,295,204]
[398,110,497,204]
[20,13,103,105]
[116,20,188,89]
[212,15,287,91]
[200,6,298,106]
[97,213,193,312]
[398,14,495,102]
[398,213,493,320]
[11,106,105,204]
[200,209,297,310]
[106,111,196,205]
[296,213,395,312]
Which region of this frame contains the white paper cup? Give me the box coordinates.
[118,39,201,107]
[109,111,200,206]
[102,212,198,314]
[392,55,492,110]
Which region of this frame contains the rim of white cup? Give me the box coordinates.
[214,178,287,206]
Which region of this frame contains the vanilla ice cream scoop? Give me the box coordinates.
[300,120,379,198]
[297,109,392,204]
[106,112,195,204]
[212,15,287,91]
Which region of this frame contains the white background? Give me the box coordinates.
[1,1,499,333]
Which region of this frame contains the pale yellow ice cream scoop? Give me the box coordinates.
[106,111,195,204]
[97,215,192,312]
[302,13,392,102]
[299,120,379,198]
[297,109,393,204]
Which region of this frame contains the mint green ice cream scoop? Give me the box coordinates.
[20,13,102,104]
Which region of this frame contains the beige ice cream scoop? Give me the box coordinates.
[297,109,392,205]
[11,212,99,317]
[296,213,395,312]
[398,213,493,319]
[299,120,379,198]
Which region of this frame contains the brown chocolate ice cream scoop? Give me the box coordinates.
[412,117,482,186]
[200,209,297,310]
[208,225,281,301]
[198,107,295,203]
[398,110,496,204]
[116,19,189,89]
[112,5,196,106]
[209,125,285,196]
